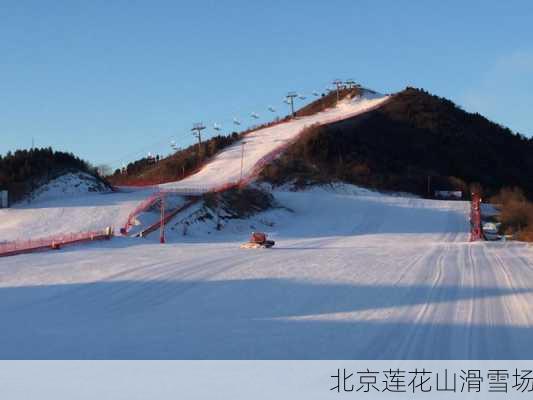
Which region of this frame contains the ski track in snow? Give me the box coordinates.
[159,93,390,191]
[1,95,533,359]
[1,187,533,359]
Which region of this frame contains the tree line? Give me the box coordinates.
[261,87,533,200]
[0,147,99,203]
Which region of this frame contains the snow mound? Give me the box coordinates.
[159,184,432,242]
[29,172,110,203]
[0,186,153,242]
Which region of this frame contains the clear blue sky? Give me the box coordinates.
[1,0,532,168]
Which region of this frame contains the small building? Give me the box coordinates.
[0,190,8,208]
[434,190,462,200]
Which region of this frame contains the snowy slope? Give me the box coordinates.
[0,94,388,242]
[1,185,533,359]
[2,90,533,360]
[29,172,109,203]
[0,185,153,242]
[160,92,389,192]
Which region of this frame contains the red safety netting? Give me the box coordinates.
[137,197,201,238]
[122,98,393,235]
[0,229,112,257]
[121,192,162,233]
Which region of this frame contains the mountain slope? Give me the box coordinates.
[261,87,533,198]
[159,89,389,192]
[0,147,106,203]
[108,87,385,188]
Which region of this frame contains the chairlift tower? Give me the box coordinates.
[332,79,343,103]
[286,92,298,117]
[345,79,356,89]
[191,122,206,147]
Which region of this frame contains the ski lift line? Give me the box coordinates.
[106,133,179,168]
[109,134,200,169]
[106,122,227,166]
[110,105,289,167]
[105,81,338,168]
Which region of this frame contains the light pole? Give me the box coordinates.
[240,141,246,183]
[159,192,166,244]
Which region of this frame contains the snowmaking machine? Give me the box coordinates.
[240,232,275,249]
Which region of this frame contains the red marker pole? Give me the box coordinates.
[470,193,482,241]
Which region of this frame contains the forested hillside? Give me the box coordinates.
[0,148,101,203]
[261,87,533,199]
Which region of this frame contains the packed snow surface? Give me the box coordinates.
[1,95,532,359]
[1,94,388,242]
[1,185,533,359]
[0,185,153,241]
[160,93,389,192]
[29,172,109,202]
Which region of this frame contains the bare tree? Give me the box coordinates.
[96,164,113,177]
